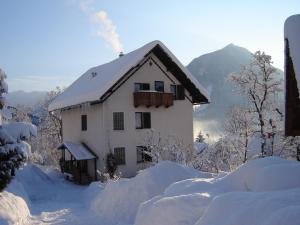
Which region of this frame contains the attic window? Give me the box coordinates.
[91,72,97,78]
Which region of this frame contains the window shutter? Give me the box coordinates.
[136,146,143,163]
[113,112,124,130]
[114,147,126,165]
[135,112,142,129]
[143,112,151,129]
[155,81,164,92]
[136,146,152,163]
[81,115,87,131]
[143,83,150,90]
[177,85,185,100]
[170,85,176,99]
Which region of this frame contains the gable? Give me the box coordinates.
[48,41,209,111]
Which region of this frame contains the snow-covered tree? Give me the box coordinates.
[223,107,254,163]
[0,69,36,191]
[30,87,63,166]
[142,130,193,165]
[229,51,282,156]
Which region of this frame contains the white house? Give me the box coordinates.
[49,40,209,183]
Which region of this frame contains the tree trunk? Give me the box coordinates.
[259,113,266,157]
[243,131,248,163]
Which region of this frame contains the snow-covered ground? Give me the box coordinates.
[1,158,300,225]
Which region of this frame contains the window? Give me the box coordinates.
[113,112,124,130]
[170,85,185,100]
[135,112,151,129]
[137,146,152,163]
[155,81,164,92]
[81,115,87,131]
[114,147,126,165]
[134,83,150,92]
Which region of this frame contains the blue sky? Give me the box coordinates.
[0,0,299,92]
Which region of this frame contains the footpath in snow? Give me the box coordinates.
[1,157,300,225]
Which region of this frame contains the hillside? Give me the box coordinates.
[6,90,47,107]
[188,44,283,136]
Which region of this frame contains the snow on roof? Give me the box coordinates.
[285,14,300,92]
[58,141,96,160]
[48,40,210,111]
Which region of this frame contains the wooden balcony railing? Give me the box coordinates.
[134,91,174,108]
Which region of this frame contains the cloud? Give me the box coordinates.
[76,0,123,53]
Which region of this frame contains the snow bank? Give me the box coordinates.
[91,161,213,225]
[0,169,33,225]
[0,191,31,225]
[195,189,300,225]
[134,157,300,225]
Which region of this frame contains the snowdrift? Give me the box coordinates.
[0,164,88,225]
[90,161,213,225]
[134,157,300,225]
[1,158,299,225]
[0,191,31,225]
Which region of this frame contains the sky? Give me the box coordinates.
[0,0,299,92]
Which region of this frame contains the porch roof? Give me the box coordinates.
[58,141,97,160]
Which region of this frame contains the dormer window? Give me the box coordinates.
[155,81,164,92]
[134,83,150,92]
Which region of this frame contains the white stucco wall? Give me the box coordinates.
[61,53,194,178]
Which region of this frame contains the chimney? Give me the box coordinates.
[119,51,124,57]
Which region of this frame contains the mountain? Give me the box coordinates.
[6,90,47,107]
[187,44,283,136]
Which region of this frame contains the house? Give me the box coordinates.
[284,15,300,136]
[48,40,209,184]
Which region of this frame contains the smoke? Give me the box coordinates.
[77,0,124,53]
[93,11,123,53]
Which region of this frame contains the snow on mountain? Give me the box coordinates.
[1,157,299,225]
[188,44,284,135]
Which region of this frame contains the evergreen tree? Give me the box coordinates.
[0,69,36,191]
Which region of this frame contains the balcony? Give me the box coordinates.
[134,91,174,108]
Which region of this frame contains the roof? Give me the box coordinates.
[58,141,97,160]
[48,40,210,111]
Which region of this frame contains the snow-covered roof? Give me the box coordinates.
[285,14,300,92]
[48,40,210,111]
[58,141,97,160]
